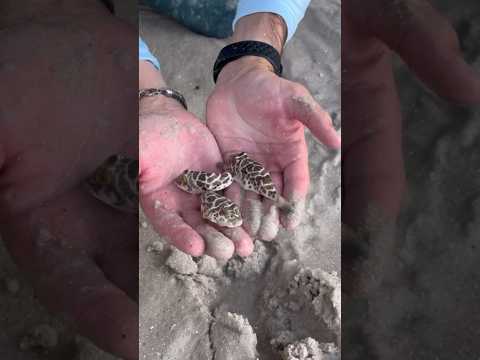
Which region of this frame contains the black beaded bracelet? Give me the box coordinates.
[213,41,283,83]
[138,88,188,110]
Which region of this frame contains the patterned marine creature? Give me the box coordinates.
[85,151,289,226]
[175,170,233,194]
[224,152,293,212]
[200,191,242,228]
[224,152,278,200]
[174,170,241,228]
[85,154,138,213]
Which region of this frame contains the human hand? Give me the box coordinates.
[0,1,137,215]
[0,2,138,359]
[139,93,255,259]
[342,0,480,228]
[207,43,340,241]
[342,0,480,295]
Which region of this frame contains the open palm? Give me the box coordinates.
[139,103,254,258]
[207,67,340,238]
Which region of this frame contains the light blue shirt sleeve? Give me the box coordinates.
[234,0,310,42]
[139,37,160,69]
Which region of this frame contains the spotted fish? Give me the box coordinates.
[224,152,278,200]
[200,191,242,228]
[86,155,138,213]
[174,170,233,194]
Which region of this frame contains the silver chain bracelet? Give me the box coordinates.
[138,88,188,110]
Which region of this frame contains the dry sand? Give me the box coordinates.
[139,0,341,359]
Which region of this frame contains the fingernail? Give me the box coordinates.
[222,228,254,257]
[258,204,279,241]
[242,198,263,236]
[282,199,306,230]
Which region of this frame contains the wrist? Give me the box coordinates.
[139,60,165,89]
[232,13,287,54]
[139,62,186,113]
[216,56,274,84]
[139,93,185,115]
[215,12,286,84]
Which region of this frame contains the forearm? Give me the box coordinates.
[232,13,287,54]
[217,13,287,83]
[234,0,310,43]
[218,0,310,82]
[139,60,166,89]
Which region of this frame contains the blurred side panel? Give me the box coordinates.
[0,1,139,359]
[342,0,480,359]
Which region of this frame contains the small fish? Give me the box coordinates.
[224,152,294,213]
[175,170,233,194]
[86,155,138,213]
[200,191,242,228]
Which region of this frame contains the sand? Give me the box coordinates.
[139,0,341,359]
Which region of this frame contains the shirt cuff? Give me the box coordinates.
[139,37,160,69]
[233,0,310,42]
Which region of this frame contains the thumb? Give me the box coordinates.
[349,0,480,104]
[285,87,341,149]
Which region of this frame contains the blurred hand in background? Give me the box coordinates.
[342,0,480,292]
[0,2,138,359]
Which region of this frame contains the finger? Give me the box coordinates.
[280,159,309,229]
[93,210,138,301]
[286,92,341,149]
[5,229,138,360]
[258,172,282,241]
[148,202,205,257]
[100,246,139,301]
[218,226,254,257]
[182,209,237,259]
[219,184,253,256]
[241,190,263,237]
[342,57,406,226]
[258,200,280,241]
[356,0,480,103]
[196,224,235,260]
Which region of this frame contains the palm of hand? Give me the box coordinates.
[207,70,308,170]
[207,69,314,233]
[139,108,253,258]
[0,11,137,215]
[139,108,223,206]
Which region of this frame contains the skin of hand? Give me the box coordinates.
[139,61,254,259]
[207,13,341,245]
[342,0,480,293]
[0,1,139,359]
